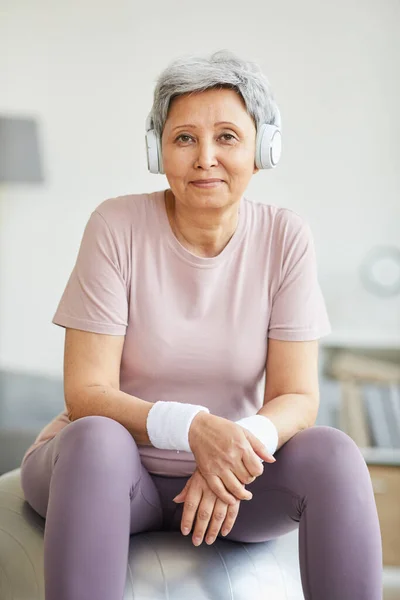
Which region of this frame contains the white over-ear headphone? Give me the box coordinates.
[145,107,282,175]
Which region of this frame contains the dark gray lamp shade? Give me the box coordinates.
[0,116,44,183]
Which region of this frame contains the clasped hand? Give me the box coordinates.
[173,412,276,546]
[173,468,240,546]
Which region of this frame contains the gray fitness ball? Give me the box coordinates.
[0,468,304,599]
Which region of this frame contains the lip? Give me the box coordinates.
[190,179,224,188]
[191,178,223,183]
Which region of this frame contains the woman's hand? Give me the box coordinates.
[188,412,276,505]
[173,468,241,546]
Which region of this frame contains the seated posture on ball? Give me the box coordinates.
[21,49,382,600]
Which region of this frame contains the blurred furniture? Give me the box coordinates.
[368,463,400,568]
[0,369,64,475]
[0,429,39,476]
[324,346,400,566]
[0,468,304,600]
[0,115,46,473]
[0,116,44,183]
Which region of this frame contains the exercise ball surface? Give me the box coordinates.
[0,468,304,599]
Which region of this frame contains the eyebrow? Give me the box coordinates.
[172,121,239,132]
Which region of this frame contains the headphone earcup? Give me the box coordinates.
[157,134,164,174]
[255,123,282,169]
[145,129,161,174]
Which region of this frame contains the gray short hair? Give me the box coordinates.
[150,49,279,140]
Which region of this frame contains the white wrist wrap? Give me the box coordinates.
[235,415,278,460]
[146,401,210,452]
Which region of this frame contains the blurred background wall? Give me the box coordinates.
[0,0,399,380]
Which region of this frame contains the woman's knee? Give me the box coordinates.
[295,425,359,453]
[53,415,140,474]
[283,425,367,478]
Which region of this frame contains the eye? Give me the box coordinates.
[220,133,236,142]
[174,133,237,143]
[175,134,193,143]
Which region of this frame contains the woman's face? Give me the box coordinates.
[161,88,259,210]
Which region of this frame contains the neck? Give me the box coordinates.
[164,189,240,258]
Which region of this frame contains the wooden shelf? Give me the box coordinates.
[322,347,400,567]
[367,463,400,567]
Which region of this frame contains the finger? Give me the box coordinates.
[173,479,191,503]
[220,470,253,501]
[202,473,238,505]
[192,490,217,546]
[204,498,229,545]
[220,500,241,537]
[243,430,276,464]
[180,486,202,536]
[173,488,188,503]
[232,461,258,485]
[173,490,185,502]
[242,449,265,479]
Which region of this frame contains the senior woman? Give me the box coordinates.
[20,49,382,600]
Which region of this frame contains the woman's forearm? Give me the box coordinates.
[67,385,154,445]
[257,393,318,451]
[67,388,318,452]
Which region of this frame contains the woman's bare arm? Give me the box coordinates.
[63,327,153,445]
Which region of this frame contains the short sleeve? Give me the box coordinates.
[52,210,128,335]
[268,218,331,341]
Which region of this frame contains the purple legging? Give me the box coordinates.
[20,416,383,599]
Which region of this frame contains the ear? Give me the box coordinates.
[253,165,260,174]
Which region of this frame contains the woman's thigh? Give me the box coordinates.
[20,436,58,519]
[21,422,370,545]
[20,416,164,535]
[165,426,375,545]
[218,425,377,544]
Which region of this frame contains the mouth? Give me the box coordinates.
[190,180,224,188]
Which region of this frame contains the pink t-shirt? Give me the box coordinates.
[22,188,331,476]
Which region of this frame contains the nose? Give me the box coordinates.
[194,139,219,170]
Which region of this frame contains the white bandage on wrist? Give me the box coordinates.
[235,415,278,460]
[146,401,210,453]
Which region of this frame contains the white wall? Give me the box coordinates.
[1,0,399,378]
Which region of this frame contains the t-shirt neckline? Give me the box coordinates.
[155,188,247,269]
